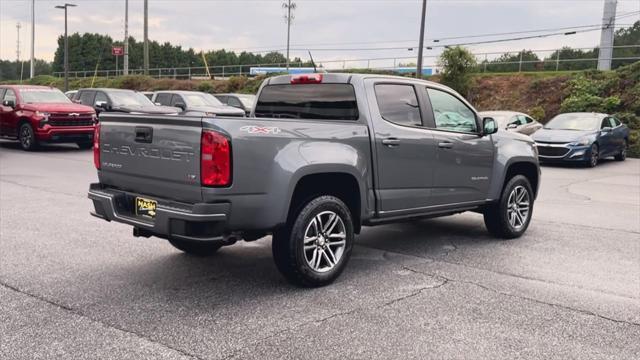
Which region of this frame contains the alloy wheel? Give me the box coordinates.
[20,125,32,149]
[303,211,347,273]
[590,145,599,167]
[506,185,530,230]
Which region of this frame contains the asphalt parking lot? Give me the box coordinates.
[1,141,639,360]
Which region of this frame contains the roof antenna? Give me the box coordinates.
[308,50,317,73]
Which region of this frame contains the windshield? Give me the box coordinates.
[109,91,155,107]
[236,94,256,108]
[544,113,601,131]
[184,93,222,107]
[20,89,71,104]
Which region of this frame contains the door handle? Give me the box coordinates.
[382,138,400,147]
[438,141,453,149]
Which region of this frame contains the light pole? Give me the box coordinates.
[283,0,296,72]
[55,3,76,92]
[416,0,427,78]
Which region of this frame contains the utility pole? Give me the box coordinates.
[123,0,129,75]
[416,0,427,78]
[30,0,35,78]
[55,3,76,92]
[143,0,149,75]
[597,0,617,71]
[283,0,296,72]
[16,22,21,68]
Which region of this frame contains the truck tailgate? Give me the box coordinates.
[98,114,203,203]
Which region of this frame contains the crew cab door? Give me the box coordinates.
[0,89,18,137]
[365,79,439,215]
[421,86,494,205]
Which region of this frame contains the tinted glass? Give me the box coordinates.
[256,84,358,120]
[94,92,108,105]
[20,89,70,103]
[170,94,184,106]
[228,97,243,108]
[612,118,621,126]
[427,88,477,133]
[214,95,228,104]
[78,91,95,106]
[155,93,171,106]
[375,84,422,126]
[3,89,16,102]
[524,116,534,124]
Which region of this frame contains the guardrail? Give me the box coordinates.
[52,45,640,79]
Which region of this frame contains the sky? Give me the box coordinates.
[1,0,639,70]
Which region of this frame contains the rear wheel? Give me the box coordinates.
[272,195,354,287]
[484,175,534,239]
[586,143,599,167]
[19,123,38,151]
[615,140,627,161]
[167,238,223,256]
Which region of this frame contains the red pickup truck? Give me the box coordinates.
[0,85,96,150]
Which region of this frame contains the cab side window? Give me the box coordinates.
[427,88,477,133]
[374,84,422,127]
[170,94,184,107]
[78,91,95,106]
[601,118,613,129]
[94,92,108,106]
[228,97,243,109]
[3,89,17,103]
[154,93,171,106]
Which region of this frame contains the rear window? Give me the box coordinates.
[255,84,358,121]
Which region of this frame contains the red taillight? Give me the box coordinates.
[201,130,231,187]
[93,123,100,169]
[291,73,323,84]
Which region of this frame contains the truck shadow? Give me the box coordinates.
[0,140,83,152]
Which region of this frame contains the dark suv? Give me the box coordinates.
[74,88,179,115]
[152,91,245,117]
[0,85,96,150]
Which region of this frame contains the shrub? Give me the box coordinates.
[528,105,546,121]
[438,46,477,96]
[197,81,215,93]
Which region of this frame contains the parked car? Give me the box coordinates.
[214,93,256,115]
[532,112,629,167]
[0,85,96,150]
[479,111,542,135]
[152,90,245,117]
[88,73,540,287]
[73,88,180,115]
[65,90,78,100]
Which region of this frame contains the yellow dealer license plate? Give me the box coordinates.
[135,197,157,219]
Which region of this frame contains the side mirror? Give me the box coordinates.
[154,102,162,106]
[483,117,498,136]
[507,123,519,129]
[601,126,612,133]
[174,102,186,111]
[2,99,16,108]
[95,101,110,111]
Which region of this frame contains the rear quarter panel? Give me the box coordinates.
[201,117,373,230]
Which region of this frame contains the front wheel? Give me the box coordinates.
[484,175,534,239]
[272,195,354,287]
[615,140,627,161]
[19,123,38,151]
[167,238,223,256]
[586,143,599,167]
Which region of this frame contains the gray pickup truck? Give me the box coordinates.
[89,73,540,287]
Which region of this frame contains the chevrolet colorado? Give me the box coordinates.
[88,73,540,287]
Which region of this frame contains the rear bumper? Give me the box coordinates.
[88,183,230,241]
[35,125,95,143]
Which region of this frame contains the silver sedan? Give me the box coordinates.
[479,111,543,135]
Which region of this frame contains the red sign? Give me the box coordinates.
[112,47,124,56]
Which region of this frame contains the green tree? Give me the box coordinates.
[485,50,540,72]
[438,46,477,96]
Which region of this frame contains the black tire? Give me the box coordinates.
[483,175,534,239]
[615,140,627,161]
[18,123,38,151]
[272,195,354,287]
[167,238,223,256]
[77,141,93,150]
[586,143,599,168]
